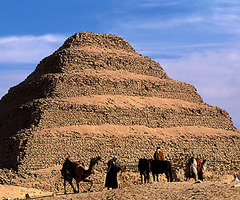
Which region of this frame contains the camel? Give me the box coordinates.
[61,156,101,194]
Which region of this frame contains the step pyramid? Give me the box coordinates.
[0,33,239,186]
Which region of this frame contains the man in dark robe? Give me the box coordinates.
[105,156,121,189]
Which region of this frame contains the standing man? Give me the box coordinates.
[105,156,121,189]
[154,147,165,160]
[188,156,198,181]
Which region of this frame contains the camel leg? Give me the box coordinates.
[63,179,67,194]
[83,179,93,191]
[76,180,80,193]
[69,178,77,193]
[63,177,76,194]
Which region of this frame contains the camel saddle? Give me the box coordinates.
[67,157,85,168]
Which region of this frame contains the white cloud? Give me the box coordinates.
[158,49,240,96]
[134,17,203,29]
[156,48,240,129]
[0,34,65,44]
[0,34,66,98]
[0,34,66,64]
[138,0,179,8]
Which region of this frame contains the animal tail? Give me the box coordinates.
[148,160,151,172]
[169,161,173,182]
[61,158,70,178]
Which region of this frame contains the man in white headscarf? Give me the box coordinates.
[154,147,165,160]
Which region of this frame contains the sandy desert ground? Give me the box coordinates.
[1,179,239,200]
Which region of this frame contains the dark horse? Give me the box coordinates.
[138,159,173,183]
[61,156,101,194]
[150,160,173,182]
[138,158,151,184]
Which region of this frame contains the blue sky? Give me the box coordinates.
[0,0,239,129]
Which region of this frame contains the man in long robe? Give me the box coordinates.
[105,156,121,189]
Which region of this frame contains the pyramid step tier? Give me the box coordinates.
[32,95,235,131]
[2,69,203,106]
[29,33,168,79]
